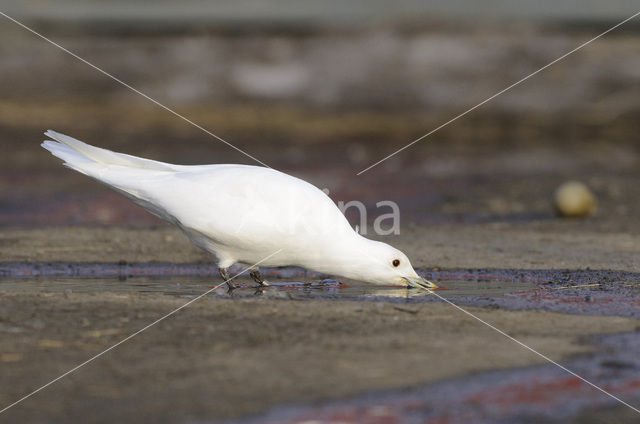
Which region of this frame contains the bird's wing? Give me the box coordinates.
[158,166,356,261]
[41,131,355,263]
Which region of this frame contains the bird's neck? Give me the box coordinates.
[306,234,376,280]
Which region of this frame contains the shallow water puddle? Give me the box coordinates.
[0,277,539,300]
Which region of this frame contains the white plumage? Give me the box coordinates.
[42,130,434,289]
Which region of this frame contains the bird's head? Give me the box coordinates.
[325,237,437,289]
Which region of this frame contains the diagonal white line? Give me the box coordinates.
[0,11,271,169]
[357,10,640,175]
[426,288,640,414]
[0,249,282,415]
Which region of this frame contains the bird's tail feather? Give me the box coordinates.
[41,130,175,172]
[41,139,99,177]
[41,130,179,223]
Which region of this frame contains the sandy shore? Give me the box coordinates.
[0,291,636,423]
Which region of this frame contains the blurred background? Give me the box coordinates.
[1,0,639,230]
[2,3,640,424]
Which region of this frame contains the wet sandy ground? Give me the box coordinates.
[0,289,638,424]
[235,331,640,424]
[1,225,640,422]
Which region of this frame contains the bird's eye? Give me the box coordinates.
[392,259,400,267]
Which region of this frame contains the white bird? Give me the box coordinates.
[41,130,435,290]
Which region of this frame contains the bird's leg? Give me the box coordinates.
[219,267,236,290]
[250,269,269,287]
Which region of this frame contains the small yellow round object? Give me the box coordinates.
[553,181,597,218]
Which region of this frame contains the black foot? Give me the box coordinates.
[219,267,237,290]
[250,269,269,287]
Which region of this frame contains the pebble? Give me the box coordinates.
[553,181,597,217]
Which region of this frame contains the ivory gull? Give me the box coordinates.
[42,130,435,290]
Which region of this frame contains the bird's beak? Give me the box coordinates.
[403,276,437,290]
